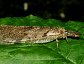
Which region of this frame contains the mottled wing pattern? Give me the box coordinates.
[0,25,57,44]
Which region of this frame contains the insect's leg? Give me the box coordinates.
[65,37,68,42]
[56,38,59,48]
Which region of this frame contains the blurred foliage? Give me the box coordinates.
[0,0,84,21]
[0,15,84,64]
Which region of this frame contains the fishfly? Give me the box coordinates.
[0,25,79,48]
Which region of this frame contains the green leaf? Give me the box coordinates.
[0,15,84,64]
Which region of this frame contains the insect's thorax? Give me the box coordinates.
[47,28,67,38]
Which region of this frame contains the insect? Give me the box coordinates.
[0,25,79,48]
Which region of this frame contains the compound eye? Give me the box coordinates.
[65,31,67,34]
[65,31,68,34]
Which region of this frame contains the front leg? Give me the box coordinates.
[56,38,59,48]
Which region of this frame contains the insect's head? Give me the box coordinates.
[65,30,80,37]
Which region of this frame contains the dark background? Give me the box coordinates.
[0,0,84,21]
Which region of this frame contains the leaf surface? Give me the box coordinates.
[0,15,84,64]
